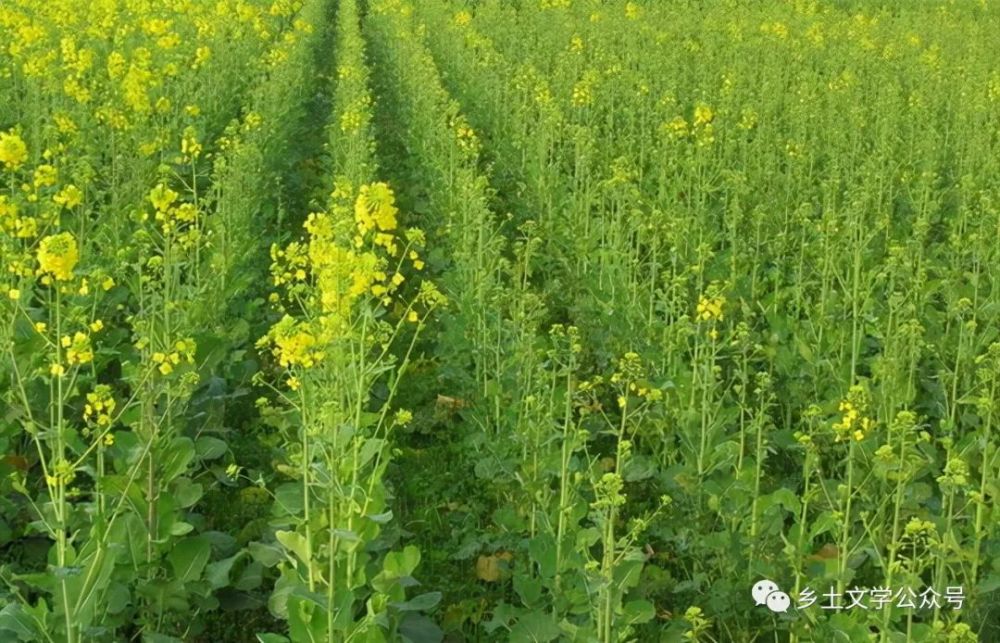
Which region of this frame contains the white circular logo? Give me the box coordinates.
[752,579,791,613]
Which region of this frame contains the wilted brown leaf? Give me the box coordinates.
[475,551,512,582]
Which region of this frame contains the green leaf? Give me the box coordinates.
[809,511,838,540]
[106,583,130,615]
[206,552,244,590]
[160,437,196,483]
[492,504,525,532]
[0,604,39,640]
[622,455,657,482]
[249,542,284,568]
[195,436,228,460]
[383,545,421,577]
[514,572,543,608]
[287,595,328,643]
[256,635,290,643]
[170,522,195,536]
[621,599,655,624]
[977,575,1000,594]
[509,610,560,642]
[276,530,310,566]
[235,561,264,591]
[391,591,441,612]
[273,483,304,516]
[528,534,557,579]
[268,568,299,619]
[145,634,183,643]
[767,487,801,514]
[171,478,204,508]
[357,437,386,469]
[368,510,394,524]
[169,536,211,583]
[399,613,444,643]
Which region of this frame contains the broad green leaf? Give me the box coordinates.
[170,522,194,536]
[235,561,264,591]
[160,437,196,483]
[249,541,284,568]
[276,530,310,566]
[621,599,655,624]
[509,610,560,642]
[0,604,38,640]
[399,613,444,643]
[256,635,290,643]
[195,436,228,460]
[171,478,204,508]
[390,591,441,612]
[383,545,421,577]
[206,552,244,589]
[169,536,211,583]
[287,595,328,643]
[514,572,543,608]
[528,534,557,579]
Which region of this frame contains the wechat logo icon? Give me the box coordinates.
[752,579,791,613]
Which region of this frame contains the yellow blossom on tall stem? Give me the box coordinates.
[0,130,28,170]
[354,181,398,234]
[696,294,724,321]
[37,232,80,281]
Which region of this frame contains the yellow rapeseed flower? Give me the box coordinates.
[0,130,28,170]
[355,182,398,234]
[696,295,725,322]
[66,332,93,364]
[33,164,58,188]
[694,104,715,127]
[149,183,178,212]
[37,232,79,281]
[53,185,83,208]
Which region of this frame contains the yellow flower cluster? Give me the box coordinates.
[0,196,20,235]
[455,119,479,155]
[45,459,76,489]
[694,104,714,127]
[33,164,58,188]
[572,73,596,107]
[661,115,688,140]
[84,384,116,427]
[833,385,874,442]
[62,331,94,365]
[0,130,28,170]
[270,241,310,288]
[696,294,725,322]
[151,338,196,375]
[340,107,364,133]
[149,183,200,242]
[37,232,79,282]
[53,184,83,209]
[261,315,325,369]
[180,126,202,161]
[354,182,398,236]
[661,103,716,146]
[262,179,436,379]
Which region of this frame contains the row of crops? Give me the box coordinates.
[2,0,999,641]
